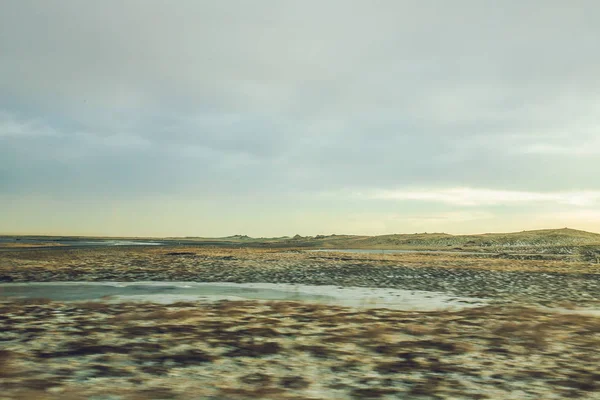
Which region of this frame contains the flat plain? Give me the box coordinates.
[1,230,600,399]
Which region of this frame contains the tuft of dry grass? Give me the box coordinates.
[0,349,19,378]
[349,387,398,399]
[225,341,283,358]
[218,386,286,399]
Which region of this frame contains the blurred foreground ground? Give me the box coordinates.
[1,247,599,399]
[1,299,600,399]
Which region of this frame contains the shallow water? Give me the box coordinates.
[307,248,486,255]
[0,238,164,247]
[0,282,487,310]
[77,240,163,246]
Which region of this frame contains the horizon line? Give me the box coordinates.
[1,227,598,239]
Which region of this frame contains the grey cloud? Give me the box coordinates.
[1,0,600,201]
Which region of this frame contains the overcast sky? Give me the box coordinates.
[1,1,599,236]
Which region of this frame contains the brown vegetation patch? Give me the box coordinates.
[374,358,422,374]
[135,349,214,366]
[121,324,199,337]
[0,349,20,378]
[225,341,282,357]
[350,387,399,399]
[218,386,286,399]
[36,341,132,358]
[89,364,133,378]
[165,252,197,256]
[134,387,178,399]
[239,372,273,385]
[279,375,310,389]
[294,344,339,359]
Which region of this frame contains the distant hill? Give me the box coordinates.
[163,228,600,250]
[4,228,600,253]
[317,228,600,250]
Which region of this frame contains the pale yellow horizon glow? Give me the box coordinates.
[1,192,599,238]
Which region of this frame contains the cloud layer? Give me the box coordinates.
[362,188,600,207]
[1,1,599,235]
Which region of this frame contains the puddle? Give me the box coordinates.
[0,281,487,310]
